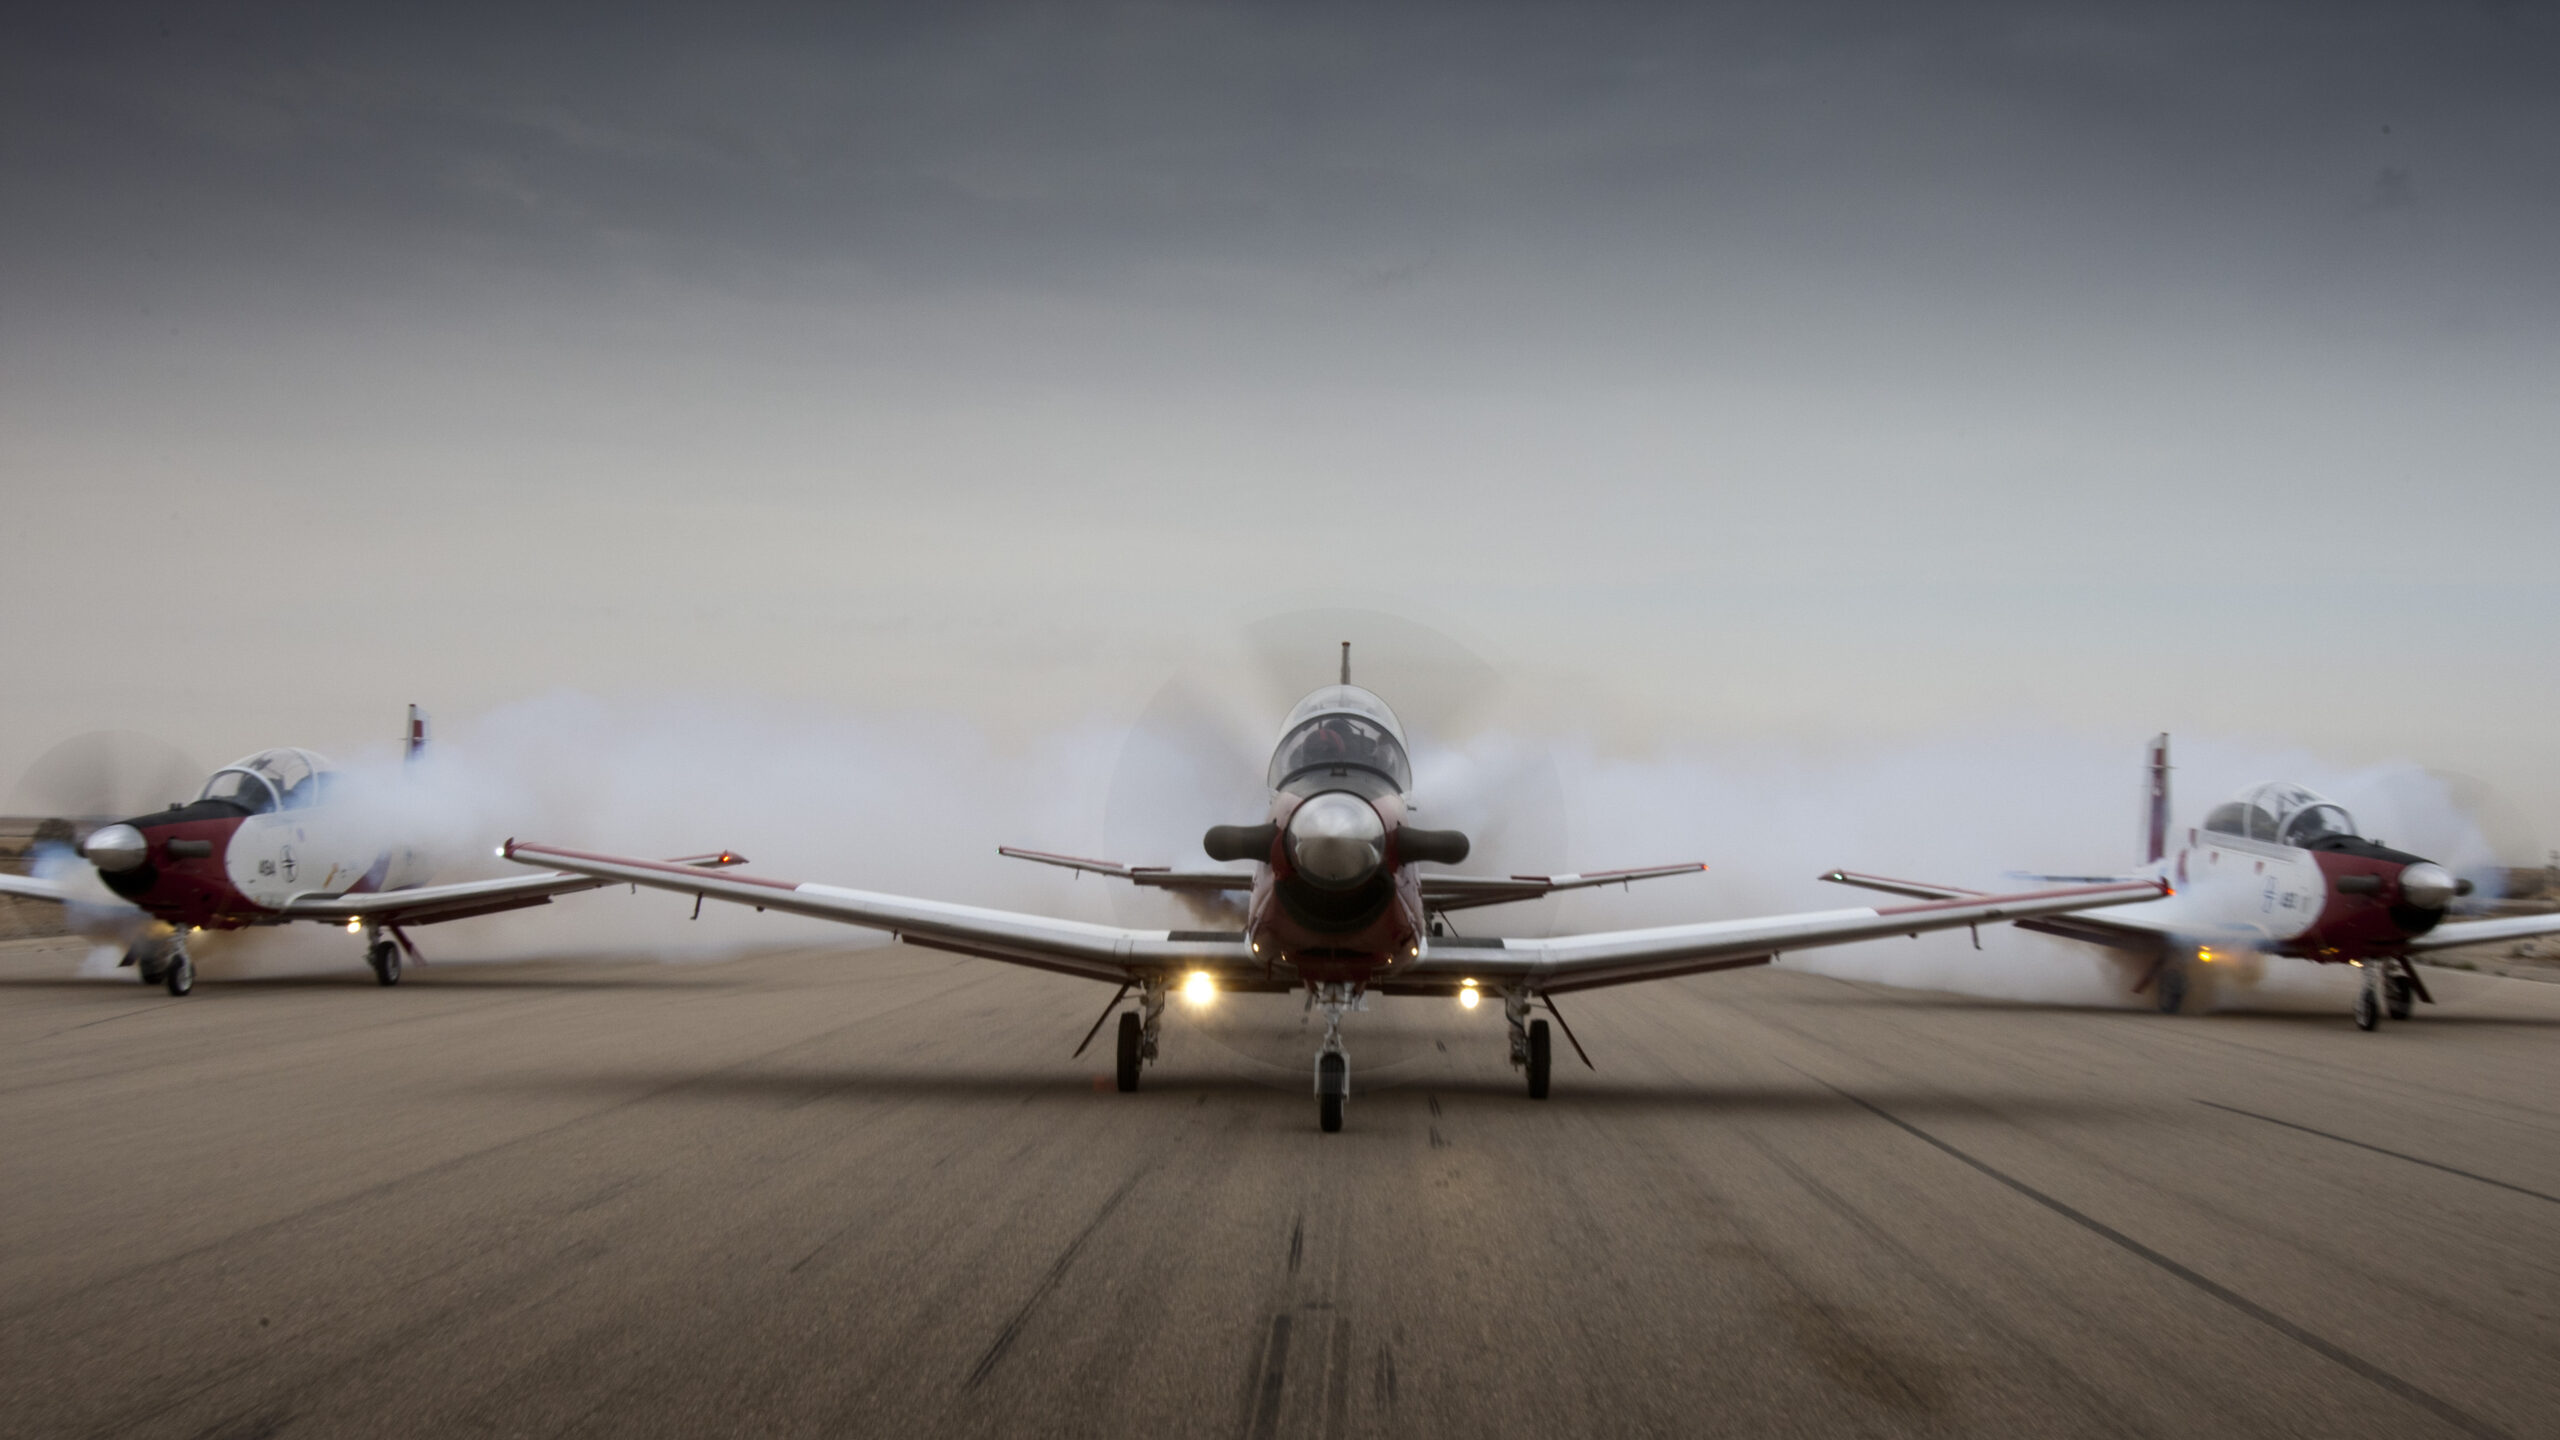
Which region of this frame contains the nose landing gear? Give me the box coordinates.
[2354,961,2381,1031]
[1311,982,1355,1132]
[128,936,194,996]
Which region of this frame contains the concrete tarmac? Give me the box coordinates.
[3,937,2556,1439]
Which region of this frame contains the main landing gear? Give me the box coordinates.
[1114,977,1166,1093]
[126,935,194,996]
[2154,963,2189,1015]
[1505,990,1551,1100]
[366,931,403,987]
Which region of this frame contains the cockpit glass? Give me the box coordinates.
[199,769,280,815]
[2281,804,2356,846]
[199,749,334,813]
[2205,783,2357,846]
[1268,714,1413,790]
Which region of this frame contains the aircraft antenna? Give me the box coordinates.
[1340,641,1350,685]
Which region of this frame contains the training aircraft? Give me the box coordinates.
[1821,735,2560,1030]
[0,707,739,995]
[501,649,2164,1131]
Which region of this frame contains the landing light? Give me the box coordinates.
[2196,947,2215,965]
[346,919,364,934]
[1459,987,1480,1011]
[1182,971,1216,1007]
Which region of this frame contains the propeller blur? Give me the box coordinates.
[502,650,2166,1132]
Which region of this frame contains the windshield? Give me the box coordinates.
[1267,687,1412,791]
[2202,783,2356,846]
[197,748,334,814]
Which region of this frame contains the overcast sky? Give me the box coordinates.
[5,3,2558,836]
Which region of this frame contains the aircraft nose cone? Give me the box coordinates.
[82,823,148,873]
[1287,792,1386,890]
[2399,862,2457,911]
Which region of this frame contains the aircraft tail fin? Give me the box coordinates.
[405,705,429,767]
[2143,733,2171,864]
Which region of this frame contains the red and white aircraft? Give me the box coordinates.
[501,653,2164,1131]
[1821,735,2560,1029]
[1,708,739,994]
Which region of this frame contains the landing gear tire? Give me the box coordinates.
[1316,1051,1347,1133]
[2155,966,2188,1015]
[2353,984,2379,1032]
[163,952,194,997]
[1114,1011,1142,1092]
[2385,972,2413,1021]
[1526,1019,1552,1100]
[367,939,402,987]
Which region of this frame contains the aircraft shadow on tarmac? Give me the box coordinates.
[468,1066,2144,1120]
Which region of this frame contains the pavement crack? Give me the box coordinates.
[2195,1100,2560,1207]
[964,1168,1146,1390]
[1288,1214,1303,1274]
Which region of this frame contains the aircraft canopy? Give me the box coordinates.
[199,748,336,815]
[1269,685,1412,791]
[2202,782,2357,848]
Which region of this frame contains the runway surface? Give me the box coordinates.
[4,937,2556,1439]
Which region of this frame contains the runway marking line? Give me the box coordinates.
[2194,1100,2560,1207]
[1808,1071,2511,1440]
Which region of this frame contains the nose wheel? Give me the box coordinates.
[2385,970,2414,1021]
[1310,983,1355,1132]
[131,937,194,996]
[367,937,402,987]
[2354,961,2381,1031]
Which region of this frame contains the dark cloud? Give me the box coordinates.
[6,1,2555,327]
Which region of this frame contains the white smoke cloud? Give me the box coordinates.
[143,693,2502,1011]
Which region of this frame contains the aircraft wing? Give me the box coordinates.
[505,842,1255,985]
[0,872,71,904]
[278,851,749,928]
[1421,863,1708,913]
[995,848,1255,892]
[2404,912,2560,954]
[1817,867,2190,953]
[1405,880,2170,994]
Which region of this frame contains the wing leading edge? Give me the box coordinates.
[1408,880,2170,993]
